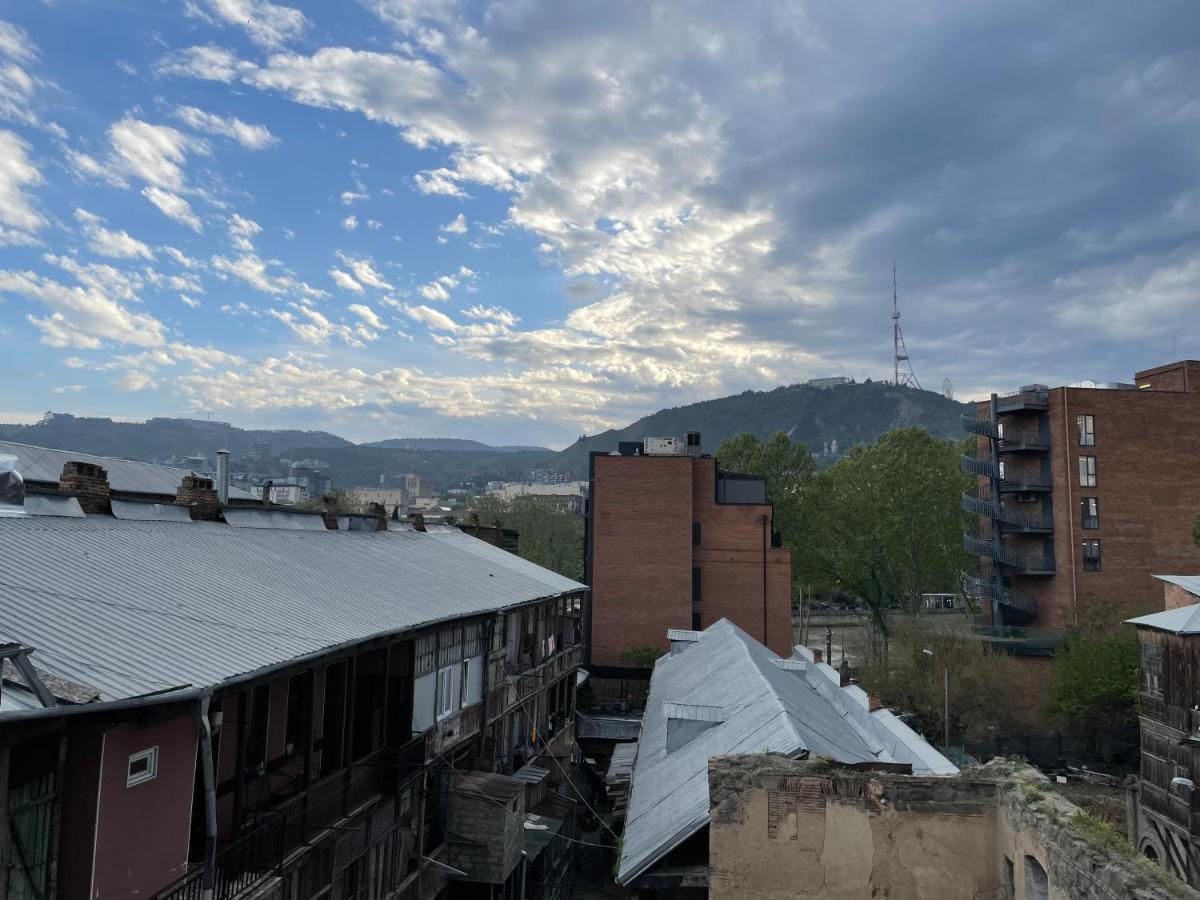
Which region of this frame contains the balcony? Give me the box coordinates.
[960,415,997,438]
[962,535,1055,574]
[960,491,1054,533]
[997,429,1051,453]
[487,644,582,724]
[996,388,1049,413]
[963,576,1037,625]
[427,702,484,758]
[998,470,1052,494]
[153,742,412,900]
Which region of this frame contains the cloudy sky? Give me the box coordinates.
[1,1,1197,447]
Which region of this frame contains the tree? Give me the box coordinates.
[1048,634,1139,730]
[469,493,584,581]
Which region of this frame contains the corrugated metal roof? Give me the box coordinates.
[0,516,584,714]
[0,440,257,499]
[577,714,642,741]
[1128,581,1200,633]
[616,619,957,886]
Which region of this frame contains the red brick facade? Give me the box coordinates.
[972,360,1200,632]
[587,453,793,668]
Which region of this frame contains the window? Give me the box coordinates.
[1080,497,1099,530]
[414,633,436,677]
[126,747,159,787]
[1078,455,1097,487]
[463,622,483,658]
[1076,414,1095,446]
[692,567,702,604]
[285,669,313,757]
[435,665,456,720]
[1141,642,1163,698]
[460,659,470,707]
[246,683,270,776]
[1082,538,1101,572]
[437,626,462,668]
[692,521,701,546]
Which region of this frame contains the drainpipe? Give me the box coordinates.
[1061,390,1078,628]
[761,515,769,648]
[194,692,219,899]
[520,850,528,900]
[216,450,230,506]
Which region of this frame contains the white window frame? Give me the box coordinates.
[127,747,159,787]
[435,665,456,720]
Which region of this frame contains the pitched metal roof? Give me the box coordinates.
[1128,580,1200,633]
[0,440,257,499]
[616,619,957,886]
[0,515,584,715]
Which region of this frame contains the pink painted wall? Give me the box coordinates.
[92,715,198,898]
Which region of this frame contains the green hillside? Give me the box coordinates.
[547,381,969,474]
[364,437,550,453]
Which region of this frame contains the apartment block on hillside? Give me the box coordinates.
[585,432,792,683]
[962,360,1200,648]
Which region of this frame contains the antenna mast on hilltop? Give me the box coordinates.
[892,263,921,390]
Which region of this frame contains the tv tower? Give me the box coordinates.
[892,263,921,389]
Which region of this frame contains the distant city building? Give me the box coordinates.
[524,468,577,484]
[963,359,1200,653]
[269,482,305,505]
[248,440,273,459]
[488,481,588,516]
[287,460,331,497]
[405,472,432,498]
[585,432,792,687]
[343,486,409,513]
[805,376,850,389]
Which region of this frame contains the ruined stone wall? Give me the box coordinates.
[707,755,1195,900]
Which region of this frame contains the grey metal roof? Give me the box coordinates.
[1127,578,1200,633]
[0,515,584,714]
[577,713,642,741]
[0,440,257,499]
[616,619,957,886]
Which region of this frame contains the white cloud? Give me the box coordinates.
[336,252,392,290]
[116,370,154,391]
[228,212,262,251]
[51,384,85,394]
[348,303,385,329]
[402,303,458,332]
[64,149,128,188]
[282,226,296,240]
[0,268,165,348]
[173,105,277,150]
[340,214,359,231]
[366,219,383,230]
[440,213,467,235]
[464,304,519,326]
[329,267,363,292]
[142,186,203,232]
[162,246,200,268]
[0,22,37,65]
[109,118,207,191]
[74,208,154,260]
[418,280,450,302]
[414,168,468,198]
[180,293,201,308]
[185,0,307,49]
[0,130,43,238]
[268,303,376,346]
[340,190,368,205]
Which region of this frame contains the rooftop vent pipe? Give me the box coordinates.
[216,449,230,506]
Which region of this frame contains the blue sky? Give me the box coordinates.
[1,1,1198,448]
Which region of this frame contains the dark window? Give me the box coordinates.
[246,683,270,776]
[321,660,348,775]
[1080,497,1099,530]
[351,649,387,760]
[1076,414,1095,446]
[1141,642,1163,698]
[285,669,313,758]
[692,567,701,604]
[1078,456,1097,487]
[692,521,701,546]
[463,622,483,658]
[691,612,701,630]
[414,634,436,677]
[1082,539,1101,572]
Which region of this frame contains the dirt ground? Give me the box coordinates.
[1050,778,1129,830]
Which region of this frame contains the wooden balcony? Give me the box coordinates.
[487,644,582,724]
[426,702,484,758]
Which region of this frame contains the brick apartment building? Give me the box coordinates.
[962,359,1200,647]
[584,433,792,680]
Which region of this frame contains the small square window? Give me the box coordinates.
[127,747,159,787]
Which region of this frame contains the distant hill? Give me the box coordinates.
[547,381,970,473]
[364,437,551,453]
[0,413,352,463]
[288,445,551,488]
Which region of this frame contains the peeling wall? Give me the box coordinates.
[706,755,1195,900]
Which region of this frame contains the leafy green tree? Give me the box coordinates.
[1048,634,1139,730]
[470,493,584,580]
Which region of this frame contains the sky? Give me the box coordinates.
[1,1,1198,448]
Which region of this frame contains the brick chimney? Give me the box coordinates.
[59,462,111,514]
[409,512,426,532]
[319,494,339,530]
[868,694,883,712]
[176,474,221,521]
[366,501,388,532]
[838,660,852,688]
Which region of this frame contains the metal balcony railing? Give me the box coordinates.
[960,415,997,437]
[963,576,1037,618]
[961,490,997,518]
[997,429,1051,452]
[996,388,1050,412]
[999,470,1053,492]
[960,454,999,478]
[963,535,1055,573]
[961,491,1054,532]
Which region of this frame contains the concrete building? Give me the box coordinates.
[616,619,956,893]
[704,755,1189,900]
[0,453,586,900]
[1127,574,1200,887]
[405,472,432,499]
[585,433,792,681]
[962,360,1200,650]
[343,486,409,514]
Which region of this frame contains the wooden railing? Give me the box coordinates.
[487,645,581,723]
